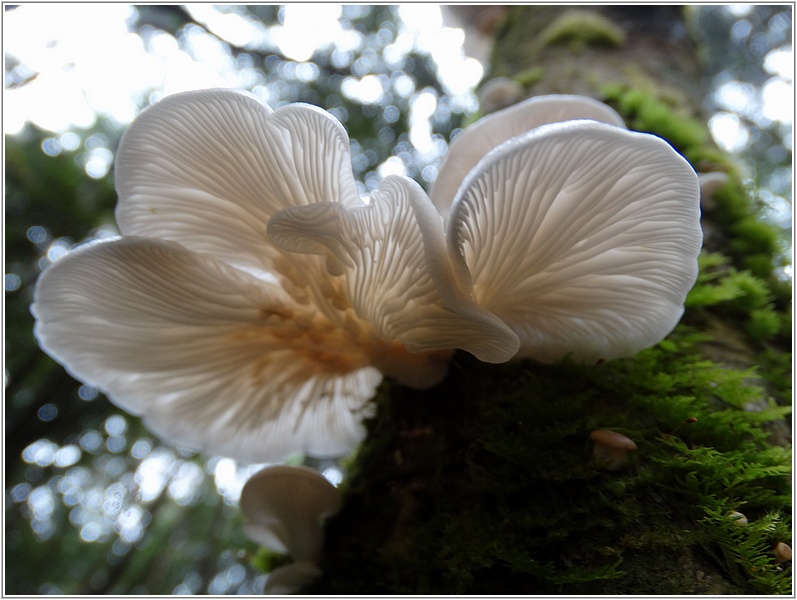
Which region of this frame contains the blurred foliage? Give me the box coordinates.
[694,5,792,245]
[3,4,791,595]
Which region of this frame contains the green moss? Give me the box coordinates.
[538,9,626,51]
[602,83,709,154]
[686,253,775,321]
[729,218,783,258]
[312,326,791,594]
[602,82,791,324]
[726,271,775,311]
[250,547,292,574]
[711,178,754,223]
[686,254,745,308]
[760,348,793,403]
[746,307,782,342]
[638,102,708,152]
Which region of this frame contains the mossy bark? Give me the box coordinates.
[308,6,791,594]
[490,6,704,109]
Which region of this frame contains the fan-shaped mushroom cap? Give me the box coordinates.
[268,174,521,367]
[239,465,342,563]
[446,120,701,365]
[430,94,627,216]
[30,89,386,465]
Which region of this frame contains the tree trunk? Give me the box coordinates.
[312,6,794,595]
[490,5,704,108]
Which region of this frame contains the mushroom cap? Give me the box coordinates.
[773,542,792,563]
[444,119,701,365]
[727,511,749,526]
[239,465,342,563]
[429,94,627,216]
[478,77,525,114]
[263,560,323,595]
[589,429,637,450]
[31,89,386,465]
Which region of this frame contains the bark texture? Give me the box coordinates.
[491,6,703,106]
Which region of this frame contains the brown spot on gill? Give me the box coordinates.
[240,318,369,376]
[270,327,303,342]
[306,329,327,344]
[331,294,349,311]
[310,351,360,372]
[247,342,366,384]
[258,307,295,321]
[227,330,258,342]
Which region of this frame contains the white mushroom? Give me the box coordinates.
[446,119,702,364]
[240,465,343,594]
[31,88,702,470]
[30,89,521,465]
[773,542,792,563]
[430,94,627,217]
[727,511,748,526]
[240,465,342,563]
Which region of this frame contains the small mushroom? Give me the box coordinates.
[262,561,322,595]
[698,171,729,211]
[727,511,748,526]
[590,429,637,470]
[240,465,342,594]
[773,542,792,563]
[478,77,525,114]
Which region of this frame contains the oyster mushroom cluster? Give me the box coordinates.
[32,88,702,465]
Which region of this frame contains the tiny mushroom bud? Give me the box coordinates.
[478,77,525,114]
[698,171,730,212]
[728,511,748,526]
[590,429,637,470]
[773,542,792,564]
